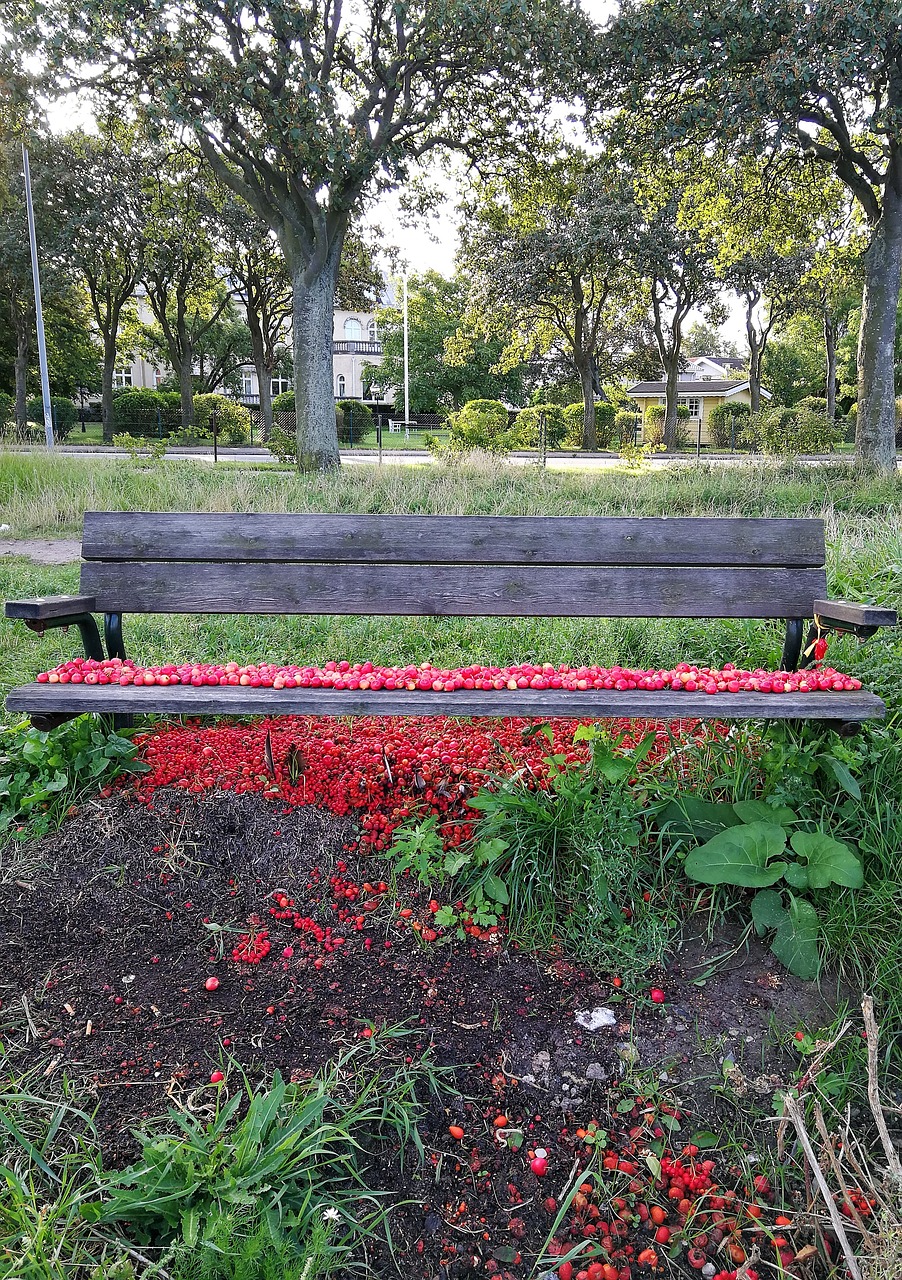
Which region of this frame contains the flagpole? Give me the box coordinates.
[22,143,54,450]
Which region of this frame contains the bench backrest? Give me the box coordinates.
[79,512,828,619]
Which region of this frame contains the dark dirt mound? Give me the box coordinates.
[0,792,838,1277]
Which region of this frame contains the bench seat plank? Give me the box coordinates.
[81,512,828,568]
[6,682,884,723]
[79,561,829,619]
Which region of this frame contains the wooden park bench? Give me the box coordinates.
[4,512,896,731]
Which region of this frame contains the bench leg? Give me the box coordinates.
[781,618,805,671]
[104,613,134,731]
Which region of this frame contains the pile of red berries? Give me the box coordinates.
[127,715,713,851]
[36,655,862,696]
[231,927,271,964]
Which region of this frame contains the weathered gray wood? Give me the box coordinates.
[79,561,829,618]
[5,595,97,620]
[81,512,827,568]
[813,599,897,628]
[5,681,885,722]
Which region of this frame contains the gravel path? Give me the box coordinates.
[0,538,82,564]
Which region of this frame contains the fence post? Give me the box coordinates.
[696,414,702,461]
[731,416,737,452]
[538,411,547,468]
[377,417,382,466]
[212,411,218,464]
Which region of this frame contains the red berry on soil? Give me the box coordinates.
[204,977,220,991]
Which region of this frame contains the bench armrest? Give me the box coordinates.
[813,599,897,630]
[5,595,97,621]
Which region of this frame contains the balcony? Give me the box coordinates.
[333,340,383,355]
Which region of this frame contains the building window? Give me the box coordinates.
[241,372,255,397]
[153,369,164,388]
[270,376,292,396]
[368,320,377,341]
[113,366,132,389]
[679,396,702,418]
[343,318,362,339]
[336,374,346,397]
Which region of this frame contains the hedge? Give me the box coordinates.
[26,396,78,439]
[707,401,751,450]
[447,400,510,454]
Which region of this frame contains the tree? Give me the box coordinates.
[631,169,721,448]
[337,228,384,312]
[138,150,232,429]
[456,151,645,449]
[607,0,902,470]
[791,234,864,419]
[50,124,147,441]
[374,270,525,415]
[26,0,594,469]
[683,320,739,359]
[762,315,830,407]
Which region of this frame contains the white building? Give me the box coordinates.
[114,306,391,407]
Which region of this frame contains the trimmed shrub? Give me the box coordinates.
[795,396,829,417]
[265,424,298,464]
[708,401,751,449]
[337,399,374,444]
[193,393,252,446]
[158,391,183,432]
[271,391,295,414]
[561,402,617,449]
[752,404,842,456]
[112,388,164,434]
[447,399,511,454]
[509,404,567,450]
[26,396,78,439]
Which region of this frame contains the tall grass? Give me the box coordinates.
[2,452,902,537]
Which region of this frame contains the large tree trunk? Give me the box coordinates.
[178,350,195,430]
[746,330,762,414]
[14,327,29,434]
[290,243,343,470]
[857,179,902,471]
[661,351,680,450]
[101,333,117,444]
[248,313,273,440]
[576,352,597,451]
[824,312,837,422]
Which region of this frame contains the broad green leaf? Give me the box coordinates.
[484,873,509,904]
[822,756,861,800]
[783,862,809,890]
[443,853,469,876]
[645,1153,662,1177]
[750,889,787,933]
[689,1131,720,1149]
[493,1246,519,1263]
[466,792,497,810]
[733,799,798,825]
[573,724,600,742]
[770,897,821,980]
[789,831,864,889]
[658,796,741,840]
[684,822,788,887]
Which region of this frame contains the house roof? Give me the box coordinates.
[691,355,747,369]
[629,379,747,395]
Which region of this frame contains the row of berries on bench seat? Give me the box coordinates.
[36,657,862,695]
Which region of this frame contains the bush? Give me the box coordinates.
[795,396,829,417]
[112,388,164,434]
[614,409,638,446]
[0,391,12,426]
[158,390,183,432]
[194,394,252,446]
[707,401,751,449]
[508,403,567,450]
[642,403,690,448]
[271,391,295,414]
[447,399,510,454]
[753,404,842,456]
[561,401,616,449]
[265,423,298,464]
[25,396,78,439]
[337,399,374,444]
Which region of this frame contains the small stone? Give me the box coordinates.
[575,1006,617,1031]
[585,1061,607,1081]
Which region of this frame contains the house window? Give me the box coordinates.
[343,318,362,339]
[113,366,132,389]
[240,372,255,397]
[679,396,702,418]
[368,320,377,341]
[271,376,292,396]
[336,374,346,397]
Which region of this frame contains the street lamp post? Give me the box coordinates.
[403,272,410,429]
[21,143,54,451]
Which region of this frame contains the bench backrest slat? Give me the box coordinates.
[81,513,826,567]
[77,512,829,619]
[80,561,828,618]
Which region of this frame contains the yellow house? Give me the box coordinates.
[628,358,771,445]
